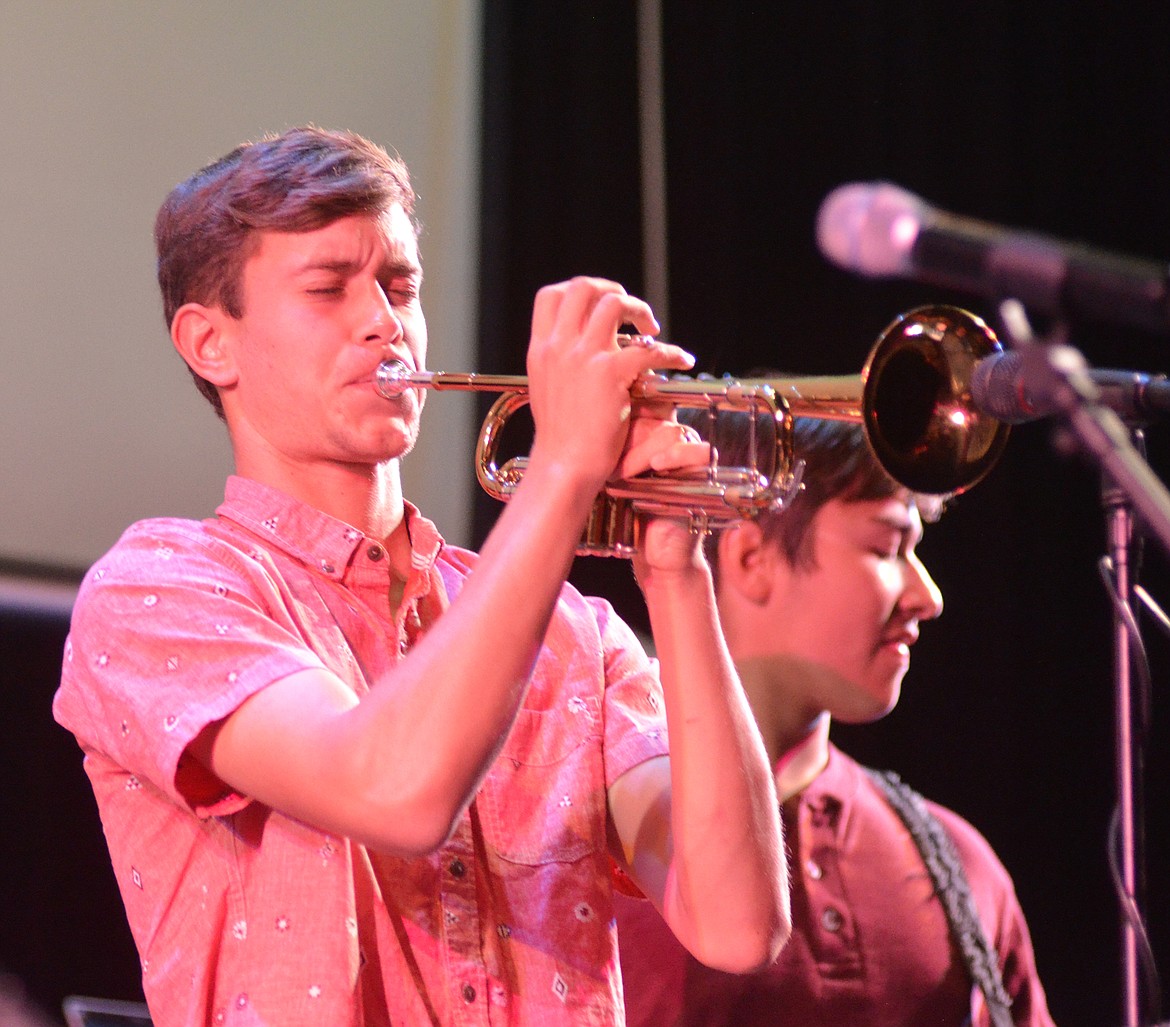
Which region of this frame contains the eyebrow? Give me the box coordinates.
[295,256,421,277]
[870,509,921,543]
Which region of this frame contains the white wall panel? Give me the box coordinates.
[0,1,481,578]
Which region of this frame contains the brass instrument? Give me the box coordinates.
[375,305,1010,557]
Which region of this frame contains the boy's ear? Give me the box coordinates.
[170,302,239,388]
[717,519,780,605]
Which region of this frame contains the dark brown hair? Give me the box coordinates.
[155,126,416,417]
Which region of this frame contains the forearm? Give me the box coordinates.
[641,560,790,971]
[346,457,599,842]
[200,455,601,856]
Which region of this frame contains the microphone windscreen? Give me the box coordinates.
[970,349,1033,424]
[816,182,926,277]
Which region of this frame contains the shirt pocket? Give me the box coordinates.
[478,695,605,866]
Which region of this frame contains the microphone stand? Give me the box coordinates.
[996,301,1167,1026]
[1103,470,1148,1027]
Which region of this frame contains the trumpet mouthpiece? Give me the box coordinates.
[375,360,414,398]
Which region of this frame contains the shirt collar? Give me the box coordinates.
[216,475,444,580]
[787,742,862,817]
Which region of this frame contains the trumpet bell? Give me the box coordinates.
[862,305,1009,495]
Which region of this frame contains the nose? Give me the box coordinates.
[363,281,404,350]
[901,552,944,622]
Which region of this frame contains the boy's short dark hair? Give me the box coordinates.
[682,407,944,574]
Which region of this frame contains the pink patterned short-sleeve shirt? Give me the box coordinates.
[54,477,669,1026]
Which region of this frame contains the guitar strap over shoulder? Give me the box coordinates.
[865,767,1014,1027]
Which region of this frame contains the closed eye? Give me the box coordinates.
[382,278,421,303]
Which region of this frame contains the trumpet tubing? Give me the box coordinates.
[374,306,1010,557]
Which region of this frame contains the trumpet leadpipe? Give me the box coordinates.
[375,362,527,399]
[374,358,861,420]
[374,333,663,400]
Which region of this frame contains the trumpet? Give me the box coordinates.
[375,305,1010,557]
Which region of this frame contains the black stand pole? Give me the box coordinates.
[994,301,1165,1025]
[1102,479,1145,1027]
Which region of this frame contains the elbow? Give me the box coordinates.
[748,885,794,971]
[688,886,793,974]
[755,910,793,971]
[369,806,462,858]
[348,771,469,857]
[693,914,791,975]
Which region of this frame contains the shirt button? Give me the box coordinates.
[449,858,466,878]
[367,544,385,561]
[821,907,844,933]
[806,859,823,880]
[462,984,476,1003]
[319,560,335,574]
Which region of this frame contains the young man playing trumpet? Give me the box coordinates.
[617,412,1054,1026]
[53,126,788,1025]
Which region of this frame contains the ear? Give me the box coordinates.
[717,519,780,605]
[170,302,239,389]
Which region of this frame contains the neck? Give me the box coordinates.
[357,463,407,541]
[773,714,830,801]
[234,446,406,542]
[735,654,832,798]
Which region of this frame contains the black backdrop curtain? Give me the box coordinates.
[478,4,1170,1025]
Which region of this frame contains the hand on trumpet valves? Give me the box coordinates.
[524,277,695,491]
[619,333,658,349]
[615,418,710,480]
[629,421,714,582]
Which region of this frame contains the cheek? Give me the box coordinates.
[236,309,302,372]
[244,337,289,382]
[777,578,856,655]
[873,565,908,614]
[798,572,888,656]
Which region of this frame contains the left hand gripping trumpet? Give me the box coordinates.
[375,305,1010,557]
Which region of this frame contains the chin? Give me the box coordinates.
[836,679,902,725]
[395,421,421,458]
[367,409,421,455]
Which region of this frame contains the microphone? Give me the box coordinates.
[971,347,1170,424]
[816,182,1170,334]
